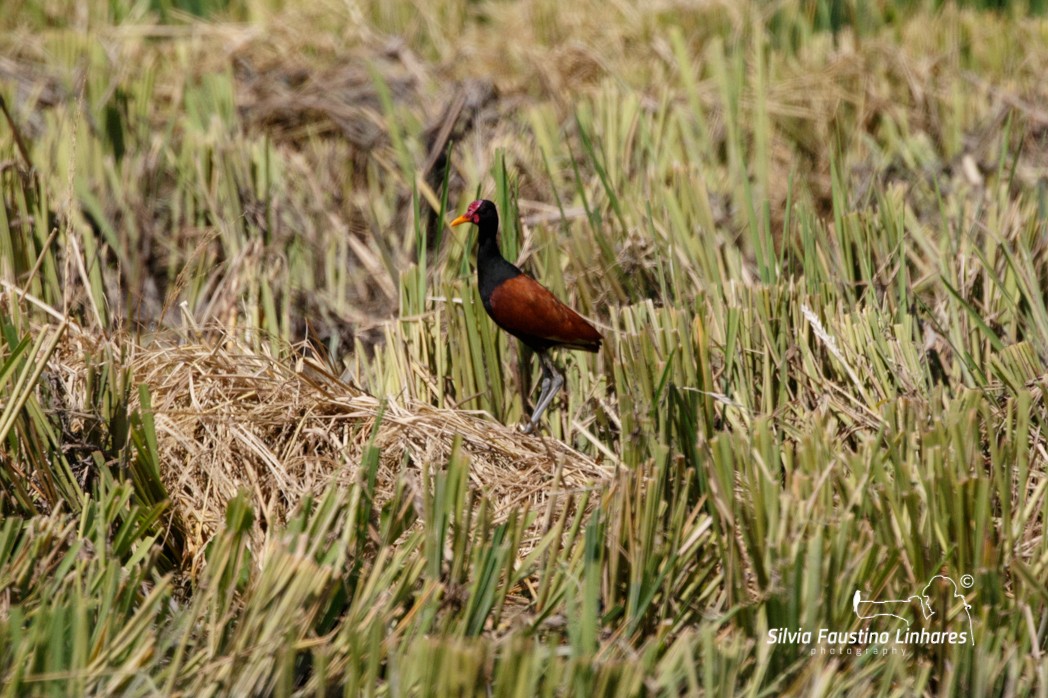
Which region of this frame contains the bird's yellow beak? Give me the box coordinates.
[450,214,471,227]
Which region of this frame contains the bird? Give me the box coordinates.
[450,199,601,434]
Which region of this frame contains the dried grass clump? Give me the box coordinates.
[84,330,614,557]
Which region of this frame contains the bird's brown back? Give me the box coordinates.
[487,274,602,352]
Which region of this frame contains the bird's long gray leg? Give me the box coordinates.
[536,363,552,404]
[521,356,552,434]
[523,352,564,434]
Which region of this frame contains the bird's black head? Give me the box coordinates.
[450,199,498,229]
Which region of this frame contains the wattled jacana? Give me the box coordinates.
[450,199,601,434]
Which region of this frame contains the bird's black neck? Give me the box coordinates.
[475,221,521,304]
[476,223,504,266]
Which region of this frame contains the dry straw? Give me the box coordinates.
[48,323,614,559]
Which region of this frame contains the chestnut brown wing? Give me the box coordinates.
[487,274,602,352]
